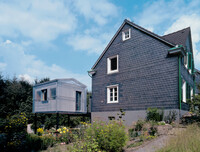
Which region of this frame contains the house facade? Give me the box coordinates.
[33,78,87,114]
[89,19,195,125]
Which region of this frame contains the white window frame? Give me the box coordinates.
[107,55,119,74]
[182,79,186,103]
[107,84,119,103]
[122,28,131,41]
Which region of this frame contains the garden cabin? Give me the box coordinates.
[32,78,87,114]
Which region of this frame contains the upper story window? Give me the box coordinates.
[50,88,56,100]
[122,29,131,41]
[107,85,118,103]
[107,55,118,74]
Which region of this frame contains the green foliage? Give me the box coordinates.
[86,121,128,152]
[164,110,177,124]
[127,141,143,148]
[135,119,145,131]
[188,94,200,115]
[69,135,100,152]
[117,109,126,121]
[26,133,56,151]
[146,107,164,122]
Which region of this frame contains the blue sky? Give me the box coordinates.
[1,0,200,90]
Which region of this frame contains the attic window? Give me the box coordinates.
[107,55,118,74]
[122,29,131,41]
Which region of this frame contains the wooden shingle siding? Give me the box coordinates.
[92,24,179,112]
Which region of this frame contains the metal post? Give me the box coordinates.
[68,115,70,127]
[34,113,37,134]
[56,113,59,130]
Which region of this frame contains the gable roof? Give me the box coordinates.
[92,19,190,69]
[162,27,190,47]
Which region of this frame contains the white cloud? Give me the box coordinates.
[0,0,77,42]
[72,0,118,25]
[135,0,200,33]
[0,41,91,90]
[66,30,114,54]
[164,14,200,69]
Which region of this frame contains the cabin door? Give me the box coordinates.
[76,91,81,111]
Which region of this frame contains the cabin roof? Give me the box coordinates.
[33,78,87,88]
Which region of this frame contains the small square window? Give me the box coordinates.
[107,55,118,74]
[107,85,118,103]
[122,29,131,41]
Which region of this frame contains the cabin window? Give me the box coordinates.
[122,28,131,41]
[50,88,56,99]
[107,55,118,74]
[182,79,186,103]
[41,89,47,101]
[107,85,118,103]
[36,91,41,101]
[76,91,81,111]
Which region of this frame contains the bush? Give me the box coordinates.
[146,108,163,122]
[25,133,56,151]
[164,110,177,124]
[91,121,127,152]
[71,121,128,152]
[56,127,75,144]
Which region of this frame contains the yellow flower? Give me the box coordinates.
[63,130,66,133]
[63,127,66,130]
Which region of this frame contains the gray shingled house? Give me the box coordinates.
[89,19,195,125]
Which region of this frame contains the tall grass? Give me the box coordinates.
[157,124,200,152]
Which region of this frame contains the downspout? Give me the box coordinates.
[179,56,182,111]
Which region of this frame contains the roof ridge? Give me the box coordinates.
[162,27,190,37]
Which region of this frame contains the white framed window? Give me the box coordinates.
[36,91,41,101]
[107,85,118,103]
[107,55,118,74]
[122,28,131,41]
[50,88,56,100]
[182,79,186,103]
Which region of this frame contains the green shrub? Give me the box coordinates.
[164,110,177,124]
[135,119,145,131]
[146,108,163,122]
[26,133,56,151]
[85,121,127,152]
